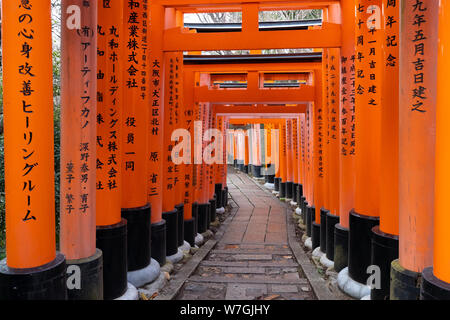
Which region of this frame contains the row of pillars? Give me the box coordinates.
[0,0,229,300]
[2,0,450,301]
[230,0,450,300]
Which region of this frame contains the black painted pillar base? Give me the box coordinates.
[239,163,245,172]
[151,220,166,266]
[175,203,185,248]
[223,187,229,207]
[370,226,399,300]
[274,177,281,191]
[96,219,128,300]
[197,203,209,233]
[286,182,293,199]
[297,184,303,204]
[312,222,321,250]
[66,249,103,300]
[348,210,379,284]
[421,267,450,300]
[162,209,178,256]
[192,202,199,235]
[300,197,307,223]
[206,202,212,229]
[233,159,238,168]
[0,253,67,300]
[390,259,421,300]
[121,204,151,271]
[334,223,349,272]
[292,184,298,203]
[215,183,223,208]
[209,198,217,223]
[326,212,339,261]
[267,174,275,183]
[306,205,314,237]
[243,165,249,174]
[252,165,262,177]
[320,208,328,253]
[184,218,196,247]
[280,182,287,198]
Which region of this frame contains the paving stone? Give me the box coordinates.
[201,261,248,267]
[268,269,281,275]
[232,254,272,261]
[248,261,298,267]
[224,267,266,274]
[271,285,299,293]
[239,244,265,249]
[283,272,300,280]
[176,169,316,301]
[225,284,267,300]
[188,276,308,285]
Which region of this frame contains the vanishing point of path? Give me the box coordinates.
[176,168,317,300]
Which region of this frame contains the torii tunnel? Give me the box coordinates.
[0,0,450,301]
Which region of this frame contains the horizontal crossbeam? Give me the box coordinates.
[184,19,322,32]
[214,105,306,115]
[196,85,314,103]
[165,23,341,51]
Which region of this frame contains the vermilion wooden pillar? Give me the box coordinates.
[247,124,254,173]
[305,103,314,208]
[392,0,438,300]
[370,0,400,300]
[279,121,288,200]
[206,104,217,227]
[95,0,128,300]
[420,0,450,300]
[272,123,281,193]
[121,0,155,289]
[335,0,356,273]
[182,61,196,246]
[173,52,187,254]
[232,130,238,167]
[304,102,315,238]
[264,122,276,185]
[297,115,307,211]
[214,116,226,212]
[344,0,382,291]
[317,47,330,255]
[193,102,204,236]
[162,52,182,260]
[60,0,103,300]
[285,120,294,200]
[222,117,229,207]
[252,124,263,178]
[244,130,250,172]
[325,47,341,263]
[148,2,166,266]
[312,62,325,251]
[194,100,210,236]
[60,0,97,264]
[0,0,66,300]
[292,118,301,205]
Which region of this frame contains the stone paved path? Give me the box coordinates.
[176,168,316,300]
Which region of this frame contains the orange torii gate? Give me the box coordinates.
[183,55,321,243]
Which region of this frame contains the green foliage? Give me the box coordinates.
[53,50,61,97]
[54,103,61,248]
